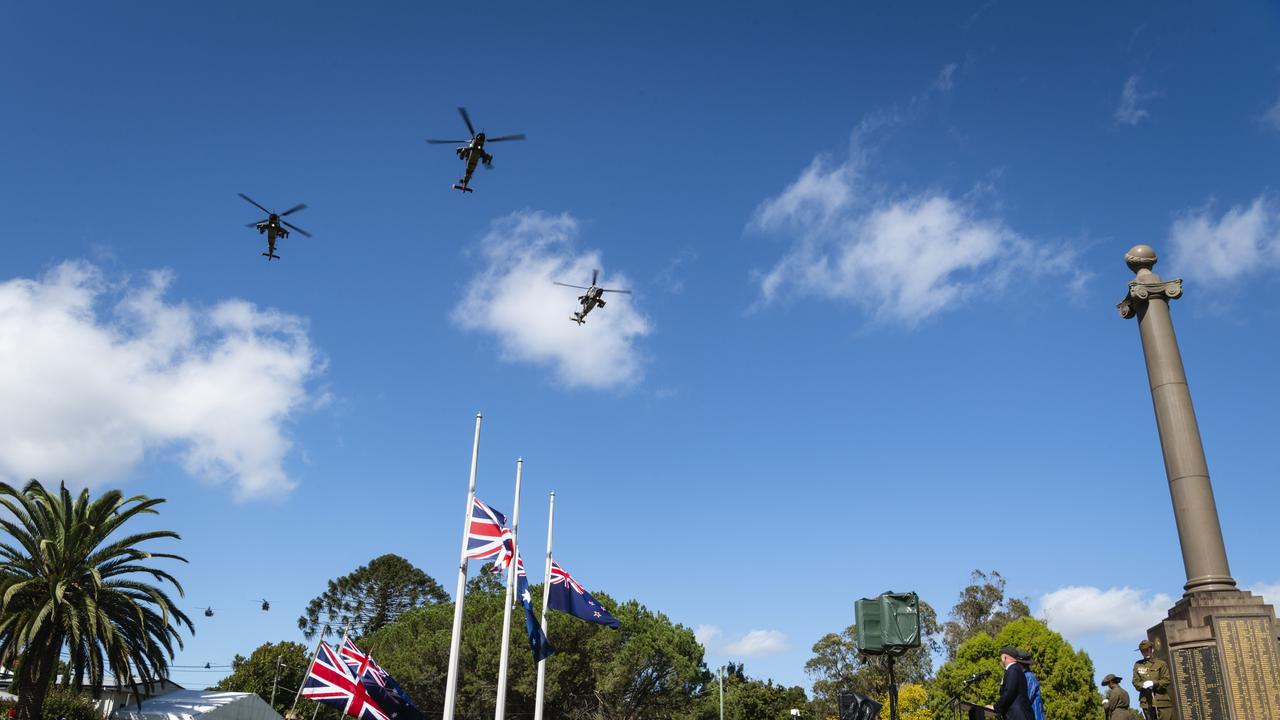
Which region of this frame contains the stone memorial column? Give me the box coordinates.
[1118,244,1280,720]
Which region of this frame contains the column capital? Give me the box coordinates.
[1117,244,1183,319]
[1118,277,1183,319]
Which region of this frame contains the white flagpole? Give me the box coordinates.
[493,458,523,720]
[289,623,330,716]
[532,492,555,720]
[442,413,483,720]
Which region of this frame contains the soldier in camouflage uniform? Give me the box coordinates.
[1132,639,1173,719]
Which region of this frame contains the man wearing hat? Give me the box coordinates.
[1101,674,1132,720]
[992,646,1034,720]
[1131,639,1172,719]
[1015,650,1045,720]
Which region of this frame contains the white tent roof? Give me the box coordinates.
[111,690,281,720]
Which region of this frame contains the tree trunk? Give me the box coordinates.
[15,631,62,720]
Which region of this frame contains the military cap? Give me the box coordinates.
[1138,640,1153,651]
[999,645,1021,659]
[1101,674,1122,685]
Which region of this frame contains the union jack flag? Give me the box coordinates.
[338,637,389,688]
[491,528,516,574]
[337,638,424,720]
[465,498,508,561]
[301,642,390,720]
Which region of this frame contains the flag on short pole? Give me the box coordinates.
[548,561,621,629]
[301,642,391,720]
[338,638,424,720]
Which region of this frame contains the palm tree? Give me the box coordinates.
[0,480,193,720]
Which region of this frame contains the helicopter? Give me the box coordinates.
[426,107,526,193]
[554,270,631,325]
[239,193,312,260]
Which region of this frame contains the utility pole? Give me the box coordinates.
[718,665,725,720]
[270,655,281,709]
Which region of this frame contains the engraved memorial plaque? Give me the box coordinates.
[1171,645,1229,720]
[1216,617,1280,719]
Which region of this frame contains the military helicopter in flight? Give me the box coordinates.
[239,193,311,260]
[554,270,631,325]
[426,107,526,193]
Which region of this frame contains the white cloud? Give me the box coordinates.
[1115,74,1157,126]
[0,262,321,501]
[1039,586,1173,640]
[1264,95,1280,131]
[721,629,790,657]
[751,151,1065,324]
[933,63,959,93]
[695,624,722,647]
[1246,580,1280,600]
[1168,195,1280,284]
[453,211,651,390]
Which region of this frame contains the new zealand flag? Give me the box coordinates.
[547,561,621,629]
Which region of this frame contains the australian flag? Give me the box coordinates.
[515,554,555,661]
[547,561,621,629]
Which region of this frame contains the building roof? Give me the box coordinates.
[110,690,281,720]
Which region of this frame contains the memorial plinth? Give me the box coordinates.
[1117,245,1280,719]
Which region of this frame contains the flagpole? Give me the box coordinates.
[493,458,523,720]
[443,413,483,720]
[532,491,555,720]
[289,623,330,716]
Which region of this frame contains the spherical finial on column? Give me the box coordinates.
[1125,244,1158,275]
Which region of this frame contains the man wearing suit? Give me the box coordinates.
[992,646,1034,720]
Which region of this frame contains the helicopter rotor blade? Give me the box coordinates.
[553,282,591,290]
[486,134,527,142]
[426,139,468,144]
[280,203,307,217]
[457,107,477,136]
[281,221,312,238]
[238,193,272,215]
[592,269,599,286]
[601,289,632,295]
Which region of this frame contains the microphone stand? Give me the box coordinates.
[947,673,987,720]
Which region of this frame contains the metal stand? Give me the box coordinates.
[886,654,898,720]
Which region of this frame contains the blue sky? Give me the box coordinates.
[3,0,1280,699]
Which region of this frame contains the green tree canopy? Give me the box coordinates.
[929,618,1101,719]
[212,641,313,716]
[360,566,708,720]
[804,600,941,718]
[298,554,449,639]
[0,480,193,720]
[942,570,1030,658]
[677,664,807,720]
